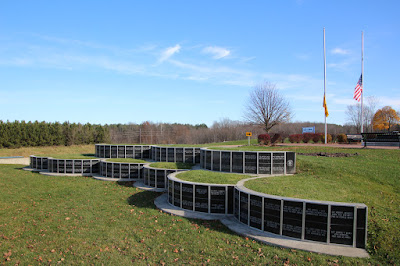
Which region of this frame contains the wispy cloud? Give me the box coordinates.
[202,46,230,59]
[159,44,181,63]
[331,48,350,55]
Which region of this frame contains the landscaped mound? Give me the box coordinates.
[149,162,194,169]
[176,170,251,184]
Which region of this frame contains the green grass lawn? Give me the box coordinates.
[106,158,147,163]
[176,170,252,184]
[39,154,97,159]
[0,144,399,264]
[149,162,194,169]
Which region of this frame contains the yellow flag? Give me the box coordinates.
[323,94,329,117]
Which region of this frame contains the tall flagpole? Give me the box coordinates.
[324,28,327,144]
[361,31,364,134]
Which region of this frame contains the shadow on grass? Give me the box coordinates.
[127,190,162,210]
[82,153,96,157]
[117,181,135,187]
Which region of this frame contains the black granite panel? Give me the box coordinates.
[305,203,328,242]
[149,169,156,186]
[51,160,58,172]
[113,163,120,178]
[258,153,271,174]
[205,151,212,170]
[234,188,240,219]
[120,164,129,178]
[83,160,91,173]
[31,157,35,168]
[155,147,160,161]
[42,158,48,170]
[221,152,231,172]
[330,205,354,245]
[37,158,42,169]
[118,146,125,158]
[106,162,112,177]
[176,148,183,163]
[232,152,243,173]
[126,146,134,158]
[74,160,82,173]
[111,146,118,158]
[195,185,208,212]
[194,148,200,163]
[168,180,173,204]
[210,186,226,213]
[264,198,281,234]
[184,148,194,164]
[282,200,303,239]
[212,151,220,171]
[92,161,99,173]
[227,186,234,214]
[250,195,263,230]
[173,182,181,207]
[286,152,296,174]
[134,146,142,159]
[66,160,73,174]
[161,148,167,162]
[181,183,194,210]
[167,148,175,162]
[101,162,106,176]
[356,208,367,248]
[244,152,257,174]
[156,170,166,188]
[272,153,285,175]
[105,146,111,158]
[143,146,151,159]
[239,192,249,224]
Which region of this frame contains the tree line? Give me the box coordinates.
[0,121,110,148]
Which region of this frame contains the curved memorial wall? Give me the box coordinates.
[200,148,296,175]
[234,184,367,249]
[95,144,152,159]
[30,155,50,170]
[167,172,235,214]
[48,158,100,174]
[151,146,201,164]
[143,166,187,189]
[99,161,145,179]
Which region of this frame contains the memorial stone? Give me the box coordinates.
[176,148,183,163]
[184,149,194,164]
[263,198,281,234]
[356,208,367,248]
[126,146,134,158]
[286,152,296,174]
[272,153,285,174]
[167,148,175,162]
[282,200,303,239]
[181,183,194,210]
[232,152,243,173]
[195,185,208,212]
[305,203,328,242]
[330,205,354,245]
[221,152,231,172]
[210,186,226,213]
[258,153,271,174]
[244,152,257,174]
[212,151,220,171]
[173,182,181,207]
[249,195,263,230]
[239,192,249,224]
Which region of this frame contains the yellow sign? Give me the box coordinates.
[246,132,252,137]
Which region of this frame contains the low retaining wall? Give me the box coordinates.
[95,144,152,159]
[167,172,235,214]
[200,148,296,175]
[48,158,100,174]
[30,156,50,170]
[99,161,145,179]
[143,166,187,189]
[151,146,201,164]
[166,174,367,249]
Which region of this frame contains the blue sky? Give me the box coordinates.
[1,1,399,126]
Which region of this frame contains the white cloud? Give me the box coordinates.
[331,48,350,55]
[202,46,230,59]
[159,44,181,63]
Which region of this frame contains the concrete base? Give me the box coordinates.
[39,171,93,177]
[134,181,166,192]
[92,174,140,182]
[22,167,41,172]
[154,194,370,258]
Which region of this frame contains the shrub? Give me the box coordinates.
[289,134,303,143]
[322,133,332,143]
[312,133,322,143]
[271,133,282,145]
[337,133,348,143]
[302,133,314,143]
[258,134,271,145]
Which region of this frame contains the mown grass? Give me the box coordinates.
[177,170,252,185]
[0,145,94,158]
[0,144,399,264]
[106,158,147,163]
[149,162,194,169]
[39,154,97,159]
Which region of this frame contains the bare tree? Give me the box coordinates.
[345,96,379,133]
[244,82,292,133]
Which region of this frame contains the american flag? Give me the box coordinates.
[353,75,363,102]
